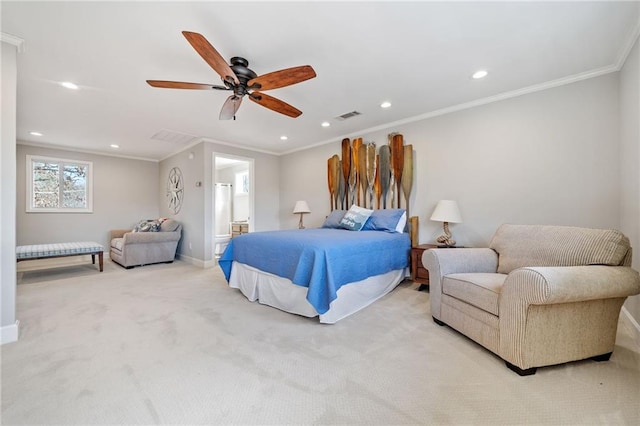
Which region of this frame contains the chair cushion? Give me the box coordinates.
[489,224,631,274]
[443,273,507,316]
[111,238,124,251]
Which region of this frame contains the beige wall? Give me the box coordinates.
[16,144,160,249]
[281,73,621,247]
[620,36,640,326]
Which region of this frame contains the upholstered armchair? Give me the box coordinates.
[423,224,640,375]
[110,219,182,269]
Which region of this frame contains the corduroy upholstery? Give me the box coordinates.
[110,220,182,268]
[423,224,640,375]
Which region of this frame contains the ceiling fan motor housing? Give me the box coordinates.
[229,57,257,96]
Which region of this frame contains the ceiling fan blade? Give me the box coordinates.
[146,80,230,90]
[249,92,302,118]
[248,65,316,91]
[182,31,240,85]
[219,95,243,120]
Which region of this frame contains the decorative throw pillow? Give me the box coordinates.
[362,209,406,233]
[321,210,346,229]
[133,219,161,232]
[159,218,180,232]
[339,205,374,231]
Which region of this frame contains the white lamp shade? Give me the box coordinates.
[430,200,462,223]
[293,200,311,214]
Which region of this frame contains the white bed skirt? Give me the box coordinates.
[228,261,406,324]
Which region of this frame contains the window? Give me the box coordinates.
[235,171,249,195]
[26,155,93,213]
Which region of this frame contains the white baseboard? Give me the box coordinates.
[177,254,216,269]
[1,320,20,345]
[621,307,640,349]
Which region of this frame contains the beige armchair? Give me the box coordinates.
[423,224,640,375]
[110,219,182,269]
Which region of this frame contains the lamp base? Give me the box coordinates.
[298,213,305,229]
[436,221,455,246]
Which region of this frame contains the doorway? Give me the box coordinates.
[212,153,254,258]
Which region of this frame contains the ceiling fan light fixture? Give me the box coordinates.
[60,81,79,90]
[380,101,392,109]
[110,144,119,149]
[321,121,331,127]
[280,135,288,141]
[472,70,488,79]
[29,131,43,136]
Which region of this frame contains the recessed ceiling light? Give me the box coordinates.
[60,81,79,90]
[280,136,288,141]
[321,121,331,127]
[110,144,119,149]
[380,101,392,109]
[472,70,488,79]
[29,131,43,136]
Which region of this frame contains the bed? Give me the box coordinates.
[218,209,415,323]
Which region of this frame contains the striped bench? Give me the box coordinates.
[16,242,104,272]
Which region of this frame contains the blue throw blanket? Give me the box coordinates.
[218,228,410,314]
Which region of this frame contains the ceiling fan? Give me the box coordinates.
[147,31,317,120]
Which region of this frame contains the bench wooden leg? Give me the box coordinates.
[98,252,103,272]
[91,254,95,264]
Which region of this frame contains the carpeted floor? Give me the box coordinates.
[2,260,639,425]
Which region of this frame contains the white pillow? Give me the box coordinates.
[396,211,407,233]
[339,205,374,231]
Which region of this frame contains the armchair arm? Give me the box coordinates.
[423,248,498,319]
[123,231,181,245]
[502,266,640,306]
[499,266,640,368]
[110,229,130,240]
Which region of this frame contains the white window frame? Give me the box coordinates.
[235,170,249,195]
[26,155,93,213]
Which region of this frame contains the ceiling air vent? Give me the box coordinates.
[334,111,362,121]
[151,129,198,145]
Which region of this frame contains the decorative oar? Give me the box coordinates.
[341,138,351,208]
[337,159,345,209]
[387,135,395,208]
[330,155,340,210]
[327,157,335,211]
[374,154,381,209]
[379,145,391,208]
[352,138,363,205]
[401,144,413,218]
[391,133,404,209]
[349,141,358,207]
[358,144,368,208]
[366,143,377,209]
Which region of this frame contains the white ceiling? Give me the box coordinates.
[3,1,639,161]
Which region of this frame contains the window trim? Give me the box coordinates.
[26,154,93,213]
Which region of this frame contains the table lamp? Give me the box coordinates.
[430,200,462,246]
[293,200,311,229]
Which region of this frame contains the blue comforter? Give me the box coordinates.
[218,228,410,314]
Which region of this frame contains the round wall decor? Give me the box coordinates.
[166,167,184,214]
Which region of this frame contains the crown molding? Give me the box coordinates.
[17,140,158,163]
[615,19,640,70]
[281,65,619,156]
[1,32,24,53]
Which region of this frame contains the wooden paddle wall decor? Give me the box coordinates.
[326,133,414,213]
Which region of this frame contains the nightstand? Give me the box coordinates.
[411,244,463,291]
[411,244,438,290]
